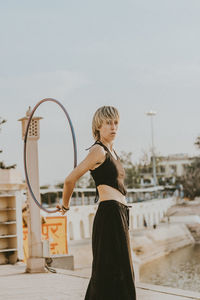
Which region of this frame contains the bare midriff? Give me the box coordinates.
[98,185,127,205]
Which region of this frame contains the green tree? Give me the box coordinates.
[76,173,95,188]
[181,136,200,199]
[55,182,64,189]
[195,136,200,148]
[86,174,96,188]
[181,157,200,199]
[0,117,6,154]
[120,151,141,188]
[0,117,16,169]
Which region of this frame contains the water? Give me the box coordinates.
[140,244,200,293]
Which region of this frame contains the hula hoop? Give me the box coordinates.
[24,98,77,213]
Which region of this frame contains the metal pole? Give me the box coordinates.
[146,110,157,186]
[151,116,157,186]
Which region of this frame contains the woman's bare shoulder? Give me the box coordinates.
[89,143,106,158]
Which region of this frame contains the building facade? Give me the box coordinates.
[140,153,194,186]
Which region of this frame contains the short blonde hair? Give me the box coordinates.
[92,106,120,140]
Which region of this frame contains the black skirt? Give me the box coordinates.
[84,200,137,300]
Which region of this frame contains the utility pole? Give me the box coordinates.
[146,110,157,186]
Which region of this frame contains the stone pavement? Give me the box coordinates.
[0,263,200,300]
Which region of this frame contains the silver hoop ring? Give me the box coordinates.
[24,98,77,213]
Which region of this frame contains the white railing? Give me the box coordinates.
[62,197,176,241]
[40,186,174,206]
[129,197,175,230]
[41,187,176,241]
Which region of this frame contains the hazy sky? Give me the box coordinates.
[1,0,200,185]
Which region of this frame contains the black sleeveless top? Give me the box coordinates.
[88,140,127,203]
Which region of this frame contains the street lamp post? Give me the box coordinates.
[146,110,157,186]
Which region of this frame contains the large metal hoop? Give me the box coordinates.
[24,98,77,213]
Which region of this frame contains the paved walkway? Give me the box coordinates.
[0,263,200,300]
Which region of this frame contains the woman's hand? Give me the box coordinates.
[56,204,70,216]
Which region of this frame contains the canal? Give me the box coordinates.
[140,243,200,293]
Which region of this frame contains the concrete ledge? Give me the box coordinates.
[170,215,200,224]
[54,267,200,299]
[137,282,200,299]
[68,240,92,269]
[131,223,195,265]
[50,254,74,270]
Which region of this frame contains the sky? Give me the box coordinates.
[0,0,200,185]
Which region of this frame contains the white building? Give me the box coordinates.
[140,153,195,186]
[158,153,194,177]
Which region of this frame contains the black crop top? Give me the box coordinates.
[88,140,127,203]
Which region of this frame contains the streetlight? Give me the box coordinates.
[146,110,157,186]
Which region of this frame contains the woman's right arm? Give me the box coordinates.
[57,145,105,215]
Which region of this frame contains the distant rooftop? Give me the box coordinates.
[158,153,195,161]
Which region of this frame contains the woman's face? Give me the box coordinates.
[99,118,119,141]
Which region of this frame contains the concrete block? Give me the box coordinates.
[26,257,46,273]
[50,254,74,270]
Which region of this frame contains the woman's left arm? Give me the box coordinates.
[57,145,105,215]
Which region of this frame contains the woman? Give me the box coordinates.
[57,106,137,300]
